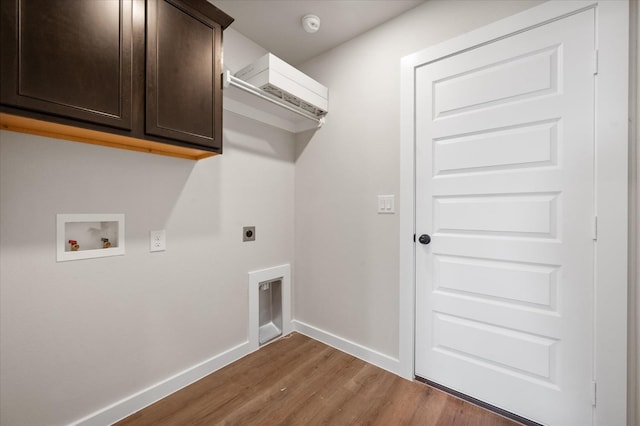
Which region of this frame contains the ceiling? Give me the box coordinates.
[209,0,426,66]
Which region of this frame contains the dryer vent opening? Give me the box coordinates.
[248,264,290,349]
[259,279,283,345]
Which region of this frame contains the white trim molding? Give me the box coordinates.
[69,341,252,426]
[631,2,640,423]
[292,320,400,375]
[400,1,629,424]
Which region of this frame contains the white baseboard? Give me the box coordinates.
[70,341,252,426]
[292,320,401,376]
[70,321,401,425]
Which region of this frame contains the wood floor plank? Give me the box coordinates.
[116,333,522,426]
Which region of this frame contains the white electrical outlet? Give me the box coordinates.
[150,230,166,252]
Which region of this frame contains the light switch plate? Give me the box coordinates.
[377,195,395,214]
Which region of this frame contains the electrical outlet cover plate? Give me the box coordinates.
[150,230,166,252]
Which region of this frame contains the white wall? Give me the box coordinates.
[294,0,543,360]
[223,27,268,74]
[0,29,293,426]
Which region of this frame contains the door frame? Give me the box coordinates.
[399,1,629,424]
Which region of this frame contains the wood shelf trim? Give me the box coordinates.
[0,113,216,160]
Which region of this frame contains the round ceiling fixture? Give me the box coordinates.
[301,14,320,33]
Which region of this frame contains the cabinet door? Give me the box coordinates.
[146,0,222,150]
[0,0,133,129]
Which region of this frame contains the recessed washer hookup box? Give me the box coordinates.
[235,53,328,117]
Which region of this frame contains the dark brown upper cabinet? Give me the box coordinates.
[146,0,222,149]
[0,0,133,129]
[0,0,233,159]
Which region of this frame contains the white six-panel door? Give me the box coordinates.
[414,9,595,425]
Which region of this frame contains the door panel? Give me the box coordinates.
[415,9,595,425]
[433,255,557,308]
[433,121,558,176]
[0,0,132,129]
[433,46,559,118]
[146,0,222,149]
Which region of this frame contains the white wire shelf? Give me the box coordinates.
[223,71,325,133]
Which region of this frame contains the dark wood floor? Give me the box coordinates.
[117,333,520,425]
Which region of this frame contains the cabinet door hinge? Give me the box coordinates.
[593,50,599,75]
[591,381,597,406]
[593,216,598,241]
